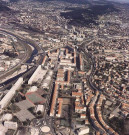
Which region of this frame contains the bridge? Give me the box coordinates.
[21,63,39,70]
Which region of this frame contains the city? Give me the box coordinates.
[0,0,129,135]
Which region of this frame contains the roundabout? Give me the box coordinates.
[41,126,51,133]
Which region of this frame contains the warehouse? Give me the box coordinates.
[0,78,23,110]
[28,65,47,85]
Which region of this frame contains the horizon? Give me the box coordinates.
[106,0,129,3]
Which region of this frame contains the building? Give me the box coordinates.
[77,126,90,135]
[56,70,71,85]
[31,127,39,135]
[72,92,83,97]
[42,56,47,66]
[1,113,13,121]
[79,54,83,71]
[35,105,44,113]
[0,78,23,110]
[56,98,63,118]
[0,124,8,135]
[80,114,86,119]
[28,66,47,85]
[75,106,86,113]
[50,83,59,116]
[28,86,38,93]
[42,70,53,89]
[4,121,18,130]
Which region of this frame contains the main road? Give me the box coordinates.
[80,38,119,135]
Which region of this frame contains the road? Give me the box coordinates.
[0,28,45,90]
[80,38,119,135]
[0,31,32,80]
[79,38,99,92]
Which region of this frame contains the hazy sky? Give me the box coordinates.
[106,0,129,3]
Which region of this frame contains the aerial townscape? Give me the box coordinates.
[0,0,129,135]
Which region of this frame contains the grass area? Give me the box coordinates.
[26,93,44,104]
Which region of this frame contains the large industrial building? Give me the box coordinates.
[28,65,47,85]
[0,77,23,111]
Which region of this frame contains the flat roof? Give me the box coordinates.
[15,100,34,110]
[15,109,35,122]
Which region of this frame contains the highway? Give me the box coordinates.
[0,32,32,80]
[0,28,45,91]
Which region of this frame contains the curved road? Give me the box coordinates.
[0,28,44,90]
[80,39,119,135]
